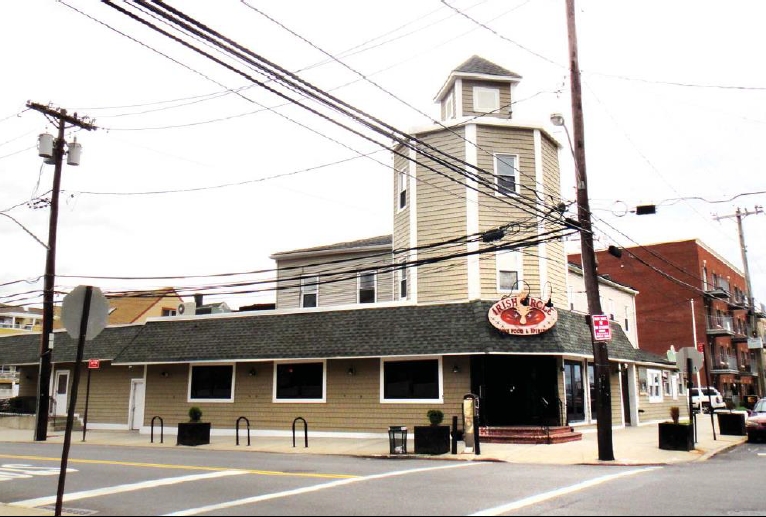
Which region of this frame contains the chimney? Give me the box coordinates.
[194,294,204,308]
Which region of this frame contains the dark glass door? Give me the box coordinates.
[565,361,585,423]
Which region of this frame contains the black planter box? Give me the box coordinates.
[718,412,746,436]
[414,425,450,455]
[177,422,211,446]
[658,422,694,451]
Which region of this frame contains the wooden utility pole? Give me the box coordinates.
[564,0,614,460]
[26,102,96,442]
[714,206,765,397]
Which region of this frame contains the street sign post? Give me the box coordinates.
[591,314,612,342]
[56,286,109,516]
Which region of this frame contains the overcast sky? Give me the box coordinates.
[1,0,765,312]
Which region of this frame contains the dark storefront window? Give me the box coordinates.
[564,361,585,422]
[276,362,325,401]
[588,363,597,420]
[383,360,440,401]
[190,365,234,401]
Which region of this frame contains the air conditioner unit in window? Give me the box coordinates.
[177,302,196,317]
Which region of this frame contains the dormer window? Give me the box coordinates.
[473,86,500,113]
[445,91,455,119]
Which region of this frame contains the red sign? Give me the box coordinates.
[88,359,101,369]
[591,315,612,342]
[488,296,558,336]
[697,342,705,353]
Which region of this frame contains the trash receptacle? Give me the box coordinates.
[388,426,408,455]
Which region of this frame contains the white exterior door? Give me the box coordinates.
[53,371,69,416]
[129,380,145,430]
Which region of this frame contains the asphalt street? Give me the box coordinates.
[0,441,762,516]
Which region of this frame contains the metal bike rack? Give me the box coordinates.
[151,416,164,444]
[236,416,251,446]
[292,417,308,448]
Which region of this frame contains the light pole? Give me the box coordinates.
[27,102,95,442]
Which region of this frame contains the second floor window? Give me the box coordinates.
[399,264,407,300]
[301,277,318,308]
[494,154,519,196]
[398,170,407,210]
[359,272,376,304]
[497,251,522,292]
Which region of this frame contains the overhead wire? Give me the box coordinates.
[103,0,570,232]
[240,0,566,207]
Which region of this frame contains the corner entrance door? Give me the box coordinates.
[53,371,70,416]
[129,380,146,431]
[564,361,585,423]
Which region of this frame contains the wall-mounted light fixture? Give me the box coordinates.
[452,365,460,374]
[347,367,356,376]
[161,371,169,378]
[248,368,257,377]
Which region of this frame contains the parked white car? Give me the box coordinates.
[690,387,727,413]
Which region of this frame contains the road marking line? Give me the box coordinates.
[470,467,661,516]
[0,454,355,479]
[165,462,486,516]
[13,470,247,508]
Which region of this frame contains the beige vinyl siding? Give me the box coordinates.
[610,371,623,425]
[393,151,411,300]
[635,367,681,424]
[72,363,137,425]
[473,126,541,298]
[540,134,568,307]
[462,80,511,119]
[16,366,37,397]
[276,253,394,309]
[144,358,471,433]
[414,129,468,303]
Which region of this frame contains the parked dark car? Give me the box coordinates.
[746,399,766,442]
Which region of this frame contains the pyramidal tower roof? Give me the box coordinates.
[435,55,522,101]
[454,55,522,78]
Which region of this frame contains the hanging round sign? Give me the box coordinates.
[488,295,558,336]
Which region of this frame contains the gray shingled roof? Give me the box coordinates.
[1,302,671,366]
[454,56,522,79]
[271,235,393,257]
[113,301,667,365]
[0,325,144,365]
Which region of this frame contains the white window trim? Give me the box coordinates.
[358,272,377,304]
[380,356,444,404]
[494,153,520,197]
[300,276,319,309]
[397,169,408,212]
[647,369,663,403]
[473,86,500,113]
[445,91,455,120]
[496,250,523,293]
[273,359,327,404]
[187,363,236,404]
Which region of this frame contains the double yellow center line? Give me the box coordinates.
[0,453,358,480]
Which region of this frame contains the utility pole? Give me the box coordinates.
[26,102,96,442]
[714,206,765,397]
[564,0,614,460]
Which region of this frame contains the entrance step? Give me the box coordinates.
[479,426,582,445]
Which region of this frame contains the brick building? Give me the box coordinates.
[571,239,765,405]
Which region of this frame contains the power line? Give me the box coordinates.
[240,1,565,206]
[102,0,569,230]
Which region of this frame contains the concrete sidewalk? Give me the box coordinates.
[0,418,746,516]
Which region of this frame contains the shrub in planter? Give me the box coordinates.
[415,410,450,455]
[659,407,693,451]
[177,407,210,447]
